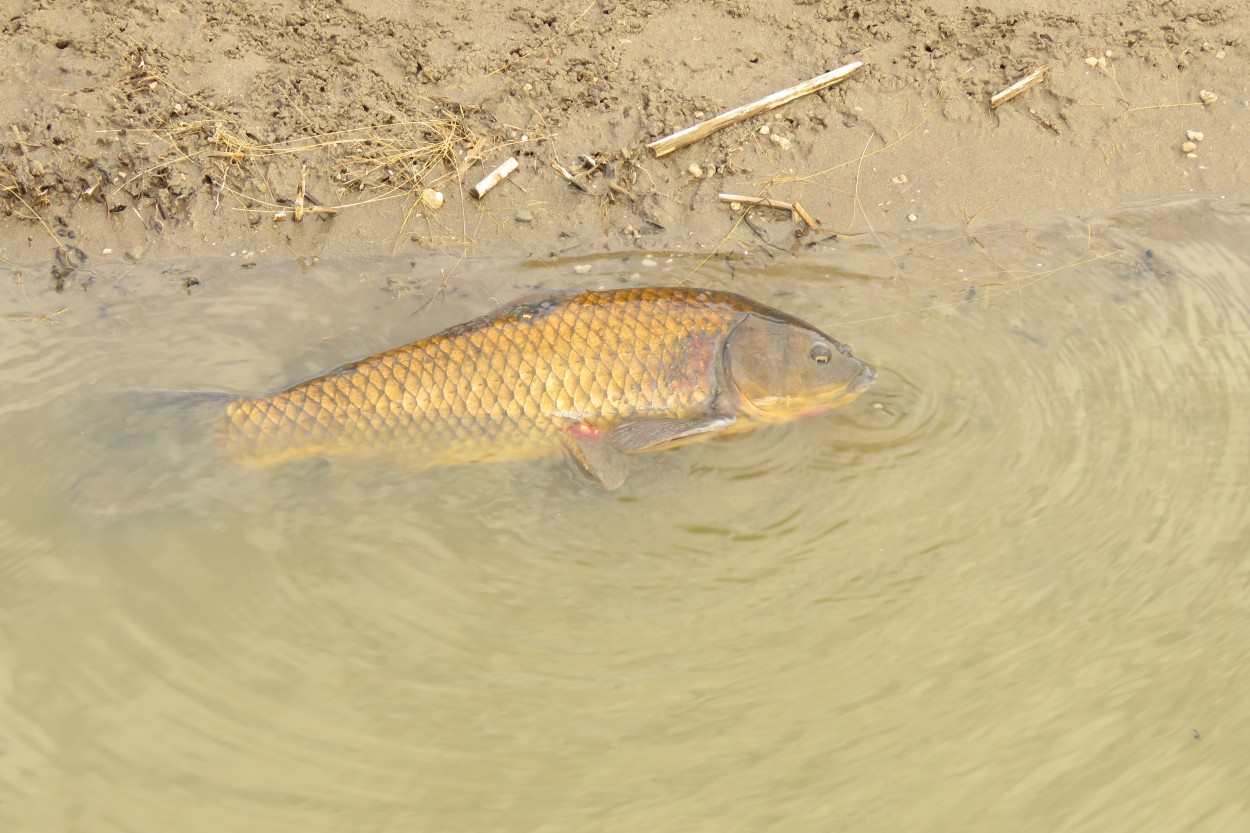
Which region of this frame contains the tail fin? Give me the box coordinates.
[71,389,233,515]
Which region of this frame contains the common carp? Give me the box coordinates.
[216,286,873,488]
[76,287,873,510]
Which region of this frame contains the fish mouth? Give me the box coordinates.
[791,363,876,417]
[848,363,876,393]
[732,360,877,421]
[750,371,875,420]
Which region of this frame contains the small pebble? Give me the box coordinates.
[1182,141,1197,153]
[1216,50,1225,59]
[1200,89,1218,105]
[1084,56,1099,67]
[769,133,791,150]
[729,201,742,211]
[421,188,444,210]
[759,125,770,135]
[1097,56,1107,68]
[641,257,657,268]
[572,264,592,275]
[1186,130,1204,142]
[687,162,703,178]
[124,245,145,264]
[892,174,908,185]
[907,213,918,222]
[515,208,534,223]
[522,83,533,91]
[1187,152,1198,159]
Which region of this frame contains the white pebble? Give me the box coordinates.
[769,133,791,150]
[729,202,742,211]
[1186,130,1204,142]
[641,258,657,268]
[759,125,770,135]
[687,162,703,178]
[1084,56,1099,67]
[1200,89,1218,105]
[573,264,592,275]
[1182,141,1197,153]
[421,188,444,210]
[907,213,918,222]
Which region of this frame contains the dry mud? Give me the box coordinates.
[1,0,1247,289]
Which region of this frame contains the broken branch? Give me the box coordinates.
[720,193,793,211]
[550,159,591,194]
[990,65,1051,109]
[719,193,820,229]
[647,61,863,157]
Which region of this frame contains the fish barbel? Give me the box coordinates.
[217,286,873,487]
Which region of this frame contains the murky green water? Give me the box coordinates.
[3,198,1249,832]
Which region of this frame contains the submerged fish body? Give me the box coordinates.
[218,287,873,487]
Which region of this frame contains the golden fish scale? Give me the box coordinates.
[219,288,759,468]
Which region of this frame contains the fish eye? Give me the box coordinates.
[809,343,832,365]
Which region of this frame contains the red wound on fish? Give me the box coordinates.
[565,419,606,439]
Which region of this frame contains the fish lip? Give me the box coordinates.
[848,364,876,393]
[727,360,876,421]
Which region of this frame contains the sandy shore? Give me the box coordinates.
[1,0,1247,286]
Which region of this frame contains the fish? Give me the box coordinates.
[73,286,874,512]
[214,286,874,488]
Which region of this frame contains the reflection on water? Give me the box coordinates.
[2,199,1249,832]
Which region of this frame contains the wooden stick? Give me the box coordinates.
[719,193,821,229]
[791,201,819,229]
[990,65,1051,109]
[471,157,519,199]
[647,61,863,157]
[293,162,308,222]
[720,193,794,211]
[550,159,591,194]
[273,205,338,222]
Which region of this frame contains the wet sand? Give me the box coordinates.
[1,0,1247,286]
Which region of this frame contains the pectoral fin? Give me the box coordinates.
[609,414,737,453]
[562,425,631,490]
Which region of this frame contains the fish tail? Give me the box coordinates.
[70,389,235,515]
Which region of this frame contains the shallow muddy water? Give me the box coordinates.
[2,198,1249,832]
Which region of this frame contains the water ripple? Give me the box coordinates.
[3,200,1250,831]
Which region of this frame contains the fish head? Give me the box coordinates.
[724,312,874,420]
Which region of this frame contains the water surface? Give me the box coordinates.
[2,198,1249,832]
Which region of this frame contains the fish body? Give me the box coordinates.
[217,287,873,487]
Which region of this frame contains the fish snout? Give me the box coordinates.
[848,361,876,393]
